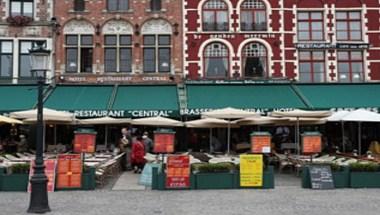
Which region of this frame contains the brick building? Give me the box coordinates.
[184,0,380,82]
[54,0,183,84]
[0,0,55,83]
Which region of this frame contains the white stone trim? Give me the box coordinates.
[63,20,95,34]
[141,19,172,34]
[236,38,273,77]
[198,38,234,78]
[102,20,133,34]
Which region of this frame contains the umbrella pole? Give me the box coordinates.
[342,121,345,153]
[297,117,300,156]
[227,121,231,155]
[105,125,108,148]
[209,128,212,153]
[54,125,57,145]
[358,122,362,156]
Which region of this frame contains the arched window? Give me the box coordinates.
[240,0,267,31]
[141,19,172,73]
[242,43,267,78]
[204,42,229,78]
[202,0,229,31]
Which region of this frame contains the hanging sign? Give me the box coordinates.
[154,131,175,153]
[250,132,271,153]
[74,131,97,153]
[56,154,83,189]
[28,159,57,192]
[166,155,190,189]
[302,132,322,154]
[240,154,263,187]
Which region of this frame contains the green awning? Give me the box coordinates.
[0,85,39,112]
[185,84,307,114]
[45,85,114,112]
[295,84,380,110]
[111,85,180,117]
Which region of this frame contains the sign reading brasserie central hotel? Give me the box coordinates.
[240,154,263,187]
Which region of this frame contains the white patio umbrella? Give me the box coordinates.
[131,116,183,127]
[234,116,289,126]
[271,109,332,155]
[202,107,259,154]
[0,115,23,124]
[341,109,380,155]
[185,118,237,152]
[79,116,131,148]
[327,110,350,152]
[10,108,74,121]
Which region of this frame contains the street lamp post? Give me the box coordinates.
[27,41,51,214]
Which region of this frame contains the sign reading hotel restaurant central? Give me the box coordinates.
[74,110,174,118]
[240,154,263,187]
[58,74,174,84]
[166,155,190,189]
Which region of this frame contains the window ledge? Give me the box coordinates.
[68,10,91,14]
[145,8,167,13]
[102,9,134,14]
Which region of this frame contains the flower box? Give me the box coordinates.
[350,172,380,188]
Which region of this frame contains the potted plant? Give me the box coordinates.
[192,162,237,189]
[350,162,380,188]
[6,16,33,26]
[0,163,30,191]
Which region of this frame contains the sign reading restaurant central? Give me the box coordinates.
[74,110,175,118]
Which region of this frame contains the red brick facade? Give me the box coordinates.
[184,0,380,82]
[54,0,183,84]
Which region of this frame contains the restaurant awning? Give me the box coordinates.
[183,84,308,115]
[110,85,180,118]
[0,85,41,112]
[44,85,114,117]
[294,84,380,110]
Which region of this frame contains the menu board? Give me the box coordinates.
[166,155,190,189]
[28,159,57,192]
[240,154,263,187]
[302,134,322,154]
[251,132,271,153]
[154,132,175,153]
[74,133,96,153]
[309,165,334,189]
[56,154,83,189]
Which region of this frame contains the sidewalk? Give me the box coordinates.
[111,171,147,191]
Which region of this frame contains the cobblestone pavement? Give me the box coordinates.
[1,174,380,215]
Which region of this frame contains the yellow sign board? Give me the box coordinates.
[240,154,263,187]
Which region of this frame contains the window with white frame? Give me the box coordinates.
[240,0,267,31]
[104,35,132,73]
[65,35,93,73]
[19,41,46,78]
[204,42,229,78]
[10,0,33,17]
[336,11,362,41]
[298,51,325,83]
[337,51,364,83]
[242,42,267,78]
[143,35,171,73]
[202,0,229,31]
[0,41,13,78]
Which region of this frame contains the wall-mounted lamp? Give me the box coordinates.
[173,23,179,36]
[51,17,61,35]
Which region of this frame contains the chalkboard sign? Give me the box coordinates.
[308,165,334,190]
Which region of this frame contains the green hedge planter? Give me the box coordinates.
[0,173,29,191]
[350,172,380,188]
[152,166,275,190]
[301,166,350,189]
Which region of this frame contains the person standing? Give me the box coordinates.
[131,136,146,173]
[120,128,133,171]
[142,131,153,153]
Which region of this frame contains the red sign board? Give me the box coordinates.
[56,154,83,189]
[28,159,57,192]
[166,155,190,189]
[251,135,271,153]
[74,133,96,153]
[154,132,175,153]
[302,135,322,154]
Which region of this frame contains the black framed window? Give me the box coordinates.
[0,41,13,78]
[10,0,33,17]
[150,0,161,11]
[143,35,171,73]
[107,0,129,11]
[65,35,93,73]
[104,35,132,73]
[74,0,85,12]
